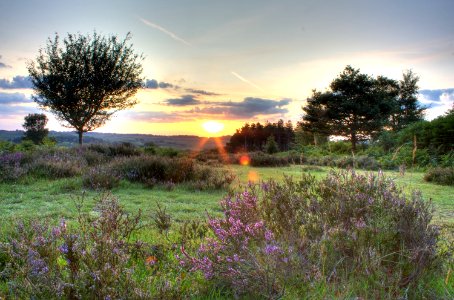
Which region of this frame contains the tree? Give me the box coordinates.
[302,66,395,152]
[265,135,278,154]
[28,32,144,145]
[301,90,331,146]
[390,70,425,130]
[22,113,49,144]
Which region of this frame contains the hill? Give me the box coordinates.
[0,130,231,150]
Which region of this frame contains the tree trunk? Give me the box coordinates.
[78,131,83,145]
[351,132,357,153]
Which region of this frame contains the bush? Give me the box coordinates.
[237,152,289,167]
[183,171,442,298]
[29,150,84,179]
[424,167,454,186]
[82,167,120,190]
[0,152,27,182]
[87,142,141,158]
[1,193,148,299]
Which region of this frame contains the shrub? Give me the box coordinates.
[87,142,141,158]
[0,152,27,182]
[82,167,120,190]
[424,167,454,186]
[182,186,289,299]
[109,155,235,190]
[238,152,289,167]
[29,151,84,179]
[2,193,148,299]
[184,171,442,298]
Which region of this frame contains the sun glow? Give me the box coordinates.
[202,120,224,135]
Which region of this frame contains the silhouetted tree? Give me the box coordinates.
[22,113,49,144]
[28,32,143,145]
[302,66,395,152]
[226,120,295,152]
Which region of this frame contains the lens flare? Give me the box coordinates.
[248,171,259,182]
[239,155,250,166]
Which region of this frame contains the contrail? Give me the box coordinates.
[139,17,191,47]
[231,71,264,92]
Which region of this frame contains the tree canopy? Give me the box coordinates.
[28,32,144,144]
[22,113,49,144]
[301,66,424,152]
[226,120,295,153]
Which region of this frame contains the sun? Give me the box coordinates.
[202,120,224,135]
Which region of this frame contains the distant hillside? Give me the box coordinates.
[0,130,231,150]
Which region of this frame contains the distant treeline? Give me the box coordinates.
[0,130,230,150]
[226,120,295,152]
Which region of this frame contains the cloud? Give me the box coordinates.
[0,92,32,104]
[419,89,454,102]
[184,88,221,96]
[144,79,179,90]
[145,79,158,89]
[126,97,292,123]
[0,92,37,118]
[164,95,200,106]
[231,71,264,91]
[158,81,176,89]
[125,111,191,123]
[0,55,12,69]
[139,17,191,46]
[190,97,291,119]
[418,88,454,120]
[0,76,33,89]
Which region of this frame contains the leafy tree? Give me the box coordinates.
[390,70,425,130]
[22,113,49,144]
[28,32,143,145]
[265,135,278,154]
[295,121,328,147]
[300,90,331,146]
[302,66,395,152]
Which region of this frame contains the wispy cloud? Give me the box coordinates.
[0,55,12,69]
[231,71,264,92]
[139,17,191,47]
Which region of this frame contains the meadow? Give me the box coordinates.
[0,146,453,299]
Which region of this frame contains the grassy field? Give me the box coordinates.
[1,164,452,232]
[0,164,453,298]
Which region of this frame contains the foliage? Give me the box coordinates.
[236,151,289,167]
[1,193,148,299]
[22,113,49,145]
[27,32,143,144]
[82,166,120,190]
[152,203,172,235]
[0,152,26,182]
[181,185,288,299]
[183,171,445,299]
[294,121,328,146]
[265,135,278,154]
[390,70,425,131]
[28,150,85,179]
[302,66,396,152]
[226,119,295,153]
[424,167,454,186]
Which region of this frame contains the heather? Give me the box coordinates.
[1,168,451,299]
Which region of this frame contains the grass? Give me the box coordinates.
[1,164,452,231]
[0,164,452,298]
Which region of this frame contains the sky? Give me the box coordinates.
[0,0,453,137]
